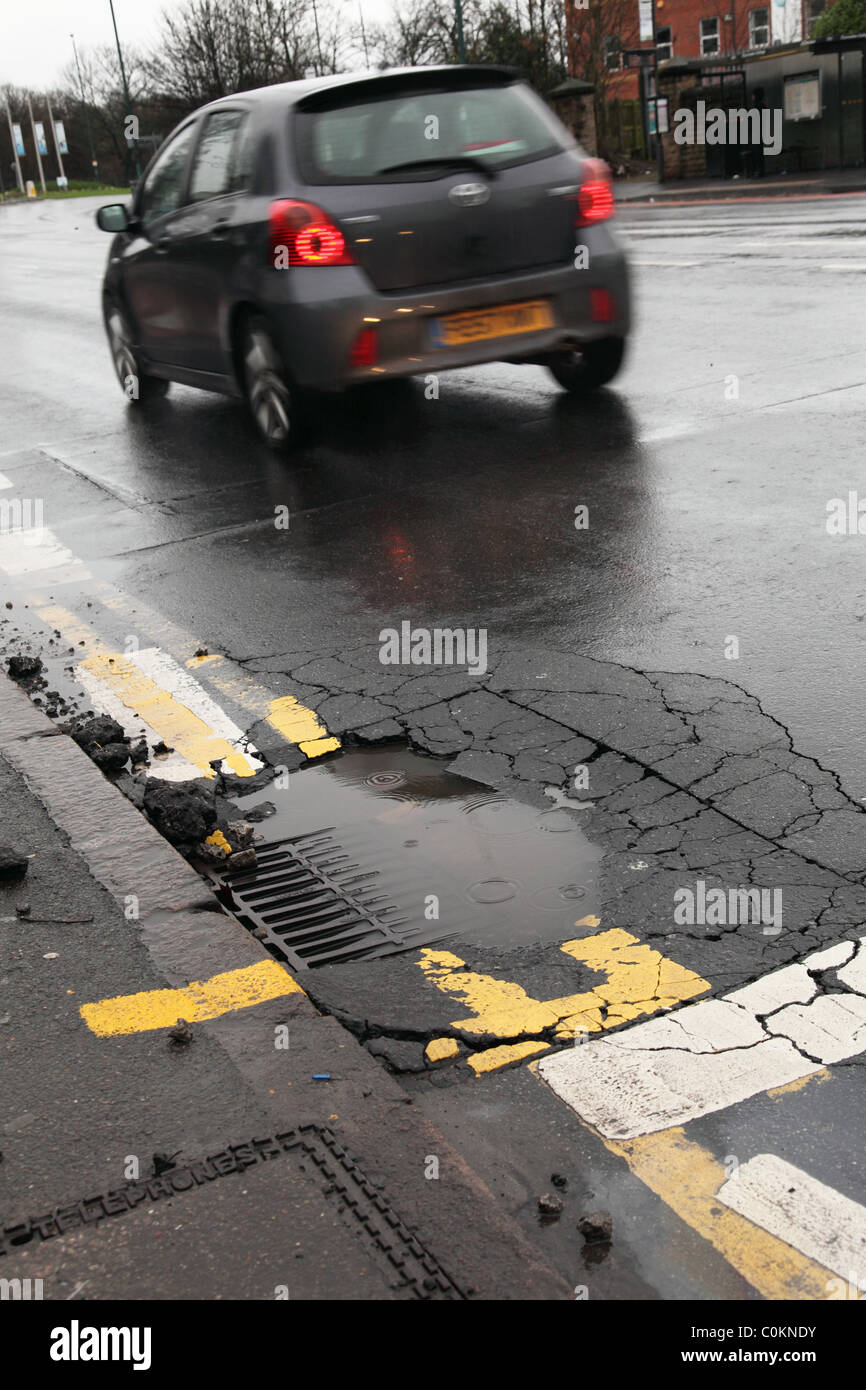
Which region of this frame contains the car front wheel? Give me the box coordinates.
[545,337,626,392]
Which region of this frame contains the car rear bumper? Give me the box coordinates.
[258,232,631,391]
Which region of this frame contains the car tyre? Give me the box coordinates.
[546,337,626,392]
[105,307,169,403]
[241,316,306,451]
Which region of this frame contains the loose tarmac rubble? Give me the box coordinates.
[46,703,266,870]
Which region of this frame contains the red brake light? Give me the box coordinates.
[575,160,614,227]
[269,199,355,267]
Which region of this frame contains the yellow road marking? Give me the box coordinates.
[80,649,254,778]
[467,1040,551,1075]
[599,1124,857,1300]
[186,653,221,667]
[266,694,340,757]
[80,961,304,1036]
[425,1037,460,1063]
[36,603,339,766]
[417,928,709,1072]
[767,1069,831,1100]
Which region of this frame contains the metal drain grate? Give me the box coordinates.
[216,828,447,969]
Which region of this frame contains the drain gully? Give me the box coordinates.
[210,744,603,971]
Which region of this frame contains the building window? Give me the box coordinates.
[700,17,720,55]
[656,26,673,60]
[805,0,826,37]
[749,7,770,47]
[604,35,622,70]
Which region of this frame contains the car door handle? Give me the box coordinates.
[155,234,172,254]
[211,219,230,240]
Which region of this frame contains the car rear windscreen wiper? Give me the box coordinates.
[374,156,495,178]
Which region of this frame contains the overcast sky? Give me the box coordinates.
[1,0,397,89]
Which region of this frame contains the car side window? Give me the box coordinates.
[189,111,249,203]
[139,123,198,228]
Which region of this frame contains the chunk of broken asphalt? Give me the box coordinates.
[537,1193,564,1216]
[91,741,131,771]
[168,1018,193,1046]
[0,847,29,881]
[577,1211,613,1244]
[143,779,216,848]
[226,820,256,850]
[367,1038,428,1073]
[227,848,257,871]
[70,713,127,759]
[6,654,42,682]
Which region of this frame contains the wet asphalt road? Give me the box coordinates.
[3,191,866,1301]
[2,193,866,795]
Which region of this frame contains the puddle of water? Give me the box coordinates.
[229,743,602,958]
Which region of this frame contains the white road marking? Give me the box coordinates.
[638,422,698,443]
[633,258,701,267]
[76,645,265,782]
[821,262,866,272]
[537,936,866,1138]
[0,526,89,581]
[127,647,265,775]
[718,1155,866,1283]
[75,662,203,783]
[0,472,13,490]
[738,238,866,248]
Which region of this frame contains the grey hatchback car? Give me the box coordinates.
[96,65,630,449]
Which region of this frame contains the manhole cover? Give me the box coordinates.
[216,746,601,969]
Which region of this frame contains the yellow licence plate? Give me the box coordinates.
[430,299,554,348]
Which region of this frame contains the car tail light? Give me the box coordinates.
[349,326,378,367]
[575,160,614,227]
[269,199,355,267]
[590,289,616,323]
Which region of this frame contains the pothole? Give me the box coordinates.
[213,743,603,969]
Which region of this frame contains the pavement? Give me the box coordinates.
[0,674,568,1300]
[614,166,866,202]
[2,190,866,1306]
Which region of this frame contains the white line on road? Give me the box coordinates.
[74,662,203,783]
[632,259,701,267]
[718,1155,866,1285]
[0,526,90,583]
[0,472,12,490]
[537,936,864,1138]
[129,647,265,775]
[821,262,866,272]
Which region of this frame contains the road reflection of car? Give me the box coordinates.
[96,65,631,451]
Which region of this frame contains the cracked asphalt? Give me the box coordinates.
[2,192,866,1299]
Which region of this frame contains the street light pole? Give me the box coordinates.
[108,0,140,178]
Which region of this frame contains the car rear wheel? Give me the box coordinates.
[242,317,304,450]
[545,337,626,392]
[105,308,169,403]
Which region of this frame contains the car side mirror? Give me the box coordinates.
[96,203,130,233]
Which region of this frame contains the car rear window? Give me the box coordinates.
[294,81,569,184]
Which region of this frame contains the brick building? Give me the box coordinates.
[571,0,831,101]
